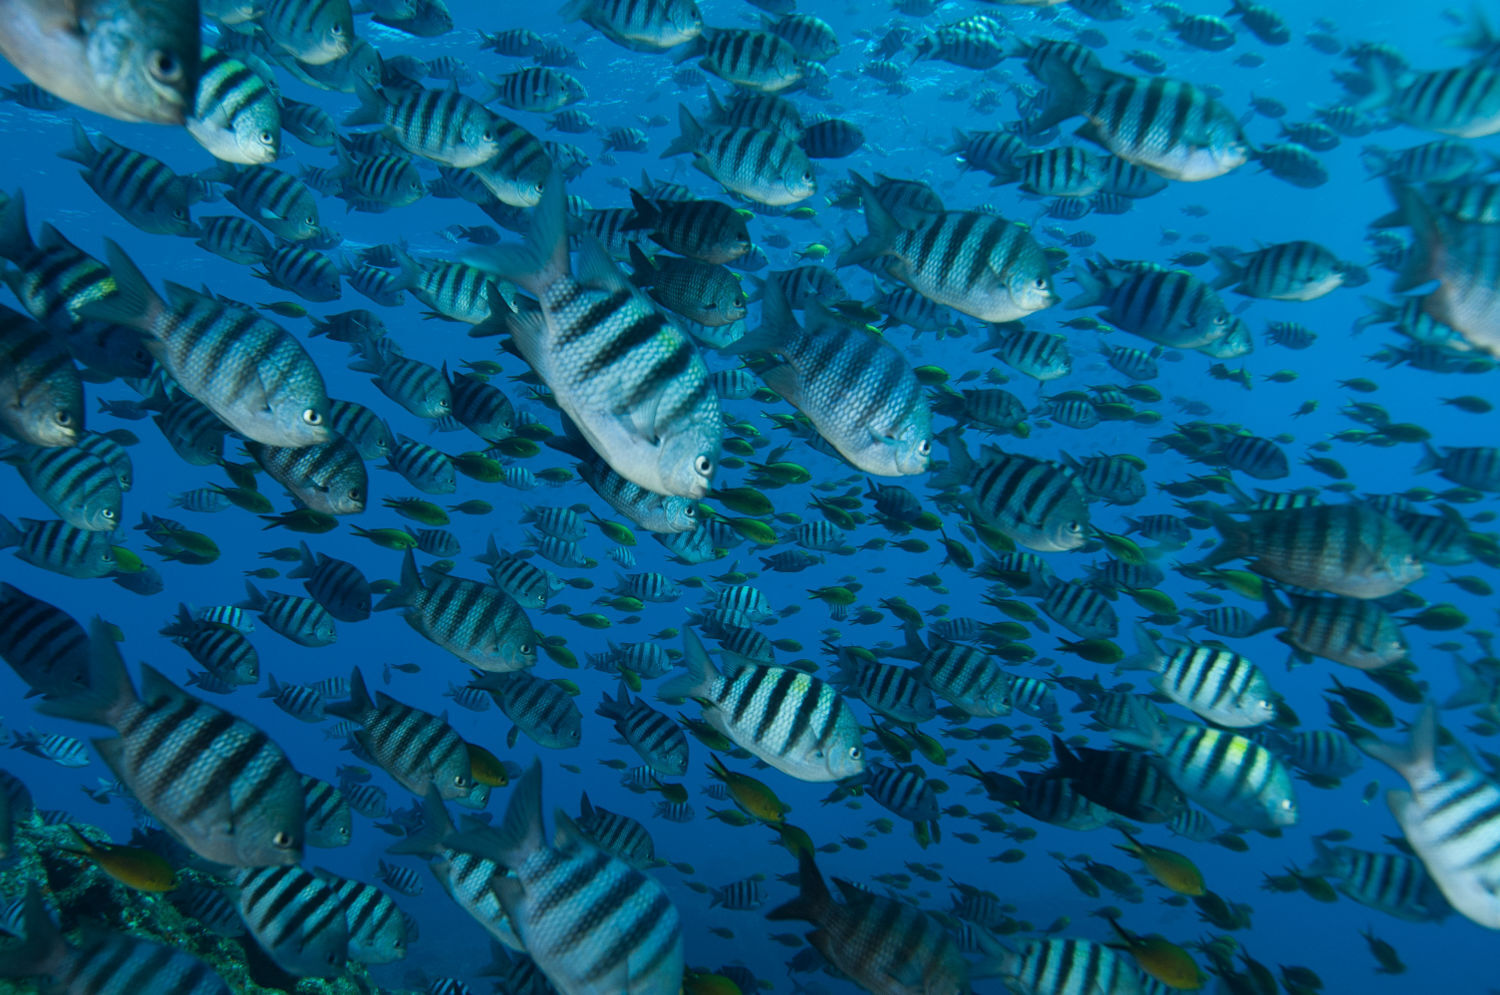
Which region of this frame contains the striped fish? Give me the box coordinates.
[240,582,336,647]
[394,253,509,328]
[1211,240,1346,301]
[661,628,863,782]
[737,285,929,476]
[58,123,198,236]
[38,620,304,866]
[187,47,280,165]
[865,763,941,839]
[317,872,406,965]
[468,172,721,499]
[1123,624,1276,728]
[83,244,331,448]
[210,163,322,243]
[596,684,688,775]
[301,774,352,849]
[1360,705,1500,928]
[376,550,536,672]
[902,628,1011,718]
[195,214,273,264]
[988,768,1111,831]
[625,191,751,264]
[324,400,391,461]
[2,885,231,993]
[1,442,121,532]
[327,668,473,800]
[288,543,372,622]
[0,583,90,698]
[346,83,501,169]
[260,0,353,65]
[978,936,1146,995]
[991,328,1072,381]
[0,304,83,448]
[1307,838,1451,922]
[0,516,117,578]
[1015,147,1105,197]
[160,605,259,686]
[559,431,699,535]
[1067,260,1232,351]
[942,434,1089,552]
[1266,728,1363,782]
[577,791,656,866]
[831,650,935,724]
[563,0,702,51]
[476,537,565,609]
[1388,181,1500,355]
[842,172,1055,322]
[661,107,814,206]
[281,98,338,147]
[343,782,388,819]
[10,729,88,767]
[445,369,515,443]
[768,13,838,61]
[1416,444,1500,491]
[1052,737,1185,823]
[769,851,968,993]
[1206,504,1423,599]
[685,28,803,93]
[330,144,425,212]
[1041,579,1118,639]
[351,339,452,420]
[461,763,682,994]
[488,67,587,114]
[377,859,424,897]
[259,673,326,722]
[475,671,582,749]
[1114,699,1297,831]
[1211,430,1289,480]
[385,435,457,494]
[1366,58,1500,138]
[245,436,365,516]
[1031,62,1249,181]
[0,195,118,331]
[255,242,342,302]
[710,876,767,910]
[235,865,348,977]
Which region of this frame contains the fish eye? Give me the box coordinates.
[174,208,187,219]
[520,643,533,655]
[148,50,183,84]
[1067,521,1083,533]
[684,504,697,518]
[848,746,861,760]
[331,22,345,35]
[302,408,323,425]
[695,455,713,476]
[102,509,117,521]
[453,774,468,786]
[917,439,931,456]
[273,830,295,848]
[55,411,72,425]
[348,488,362,501]
[260,131,274,144]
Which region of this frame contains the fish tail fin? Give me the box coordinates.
[722,278,796,355]
[464,167,569,296]
[624,188,660,231]
[970,927,1019,980]
[1444,658,1488,709]
[1414,442,1441,475]
[491,760,545,864]
[0,189,33,262]
[1208,246,1244,290]
[1199,506,1249,568]
[375,549,423,611]
[286,541,317,580]
[1029,59,1096,133]
[594,683,630,721]
[1387,182,1441,294]
[34,619,137,727]
[0,885,66,980]
[0,516,19,550]
[1305,836,1337,878]
[57,120,96,167]
[661,104,704,159]
[659,628,720,701]
[1248,585,1287,636]
[1107,696,1164,752]
[343,80,386,129]
[1358,702,1439,781]
[385,788,457,858]
[326,667,372,722]
[836,171,899,270]
[77,240,166,334]
[765,849,833,923]
[1063,259,1106,309]
[1117,622,1162,674]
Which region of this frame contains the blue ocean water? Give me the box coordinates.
[0,0,1497,992]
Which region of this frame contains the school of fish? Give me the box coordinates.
[0,0,1499,993]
